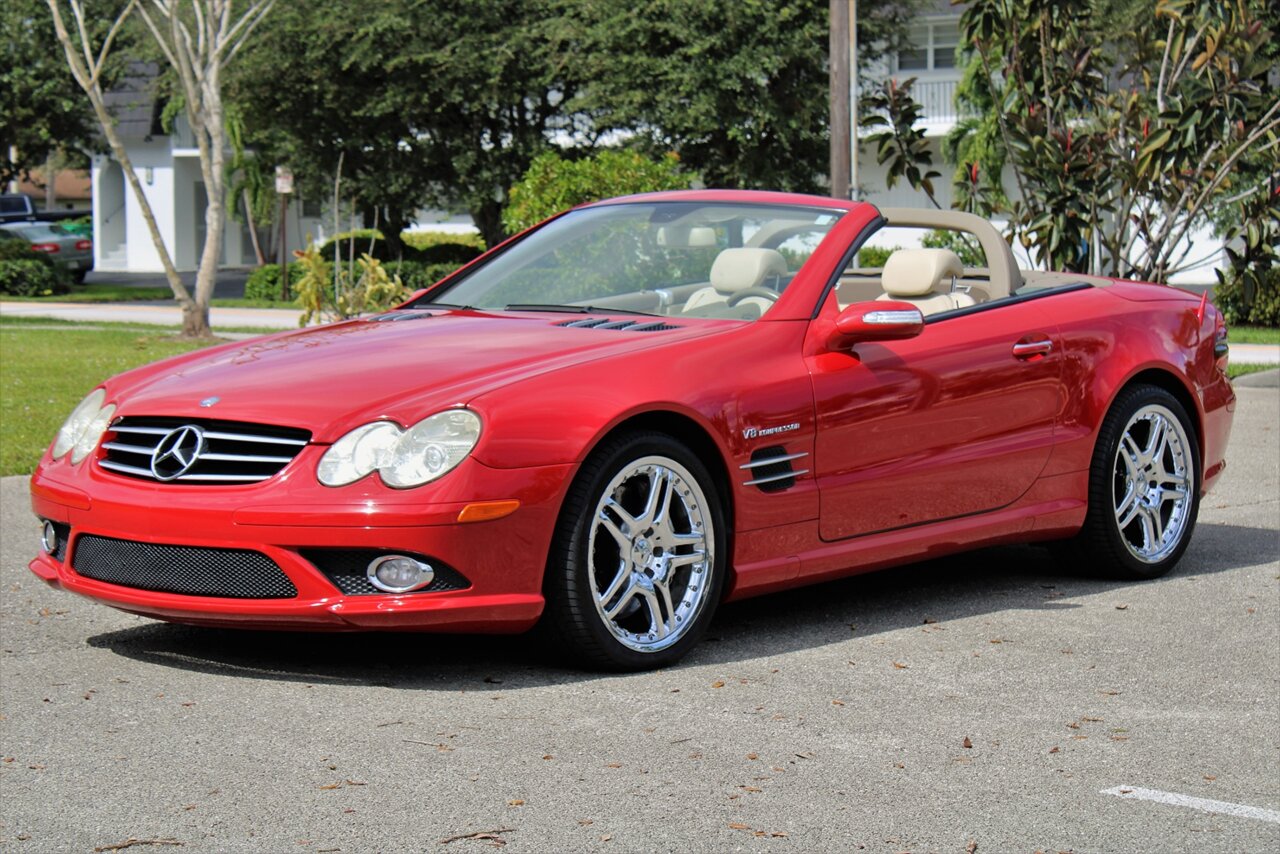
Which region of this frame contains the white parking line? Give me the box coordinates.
[1102,786,1280,824]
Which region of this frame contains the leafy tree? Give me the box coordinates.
[502,150,690,234]
[569,0,921,196]
[861,77,942,208]
[47,0,277,337]
[1,0,132,188]
[951,0,1277,279]
[232,0,588,251]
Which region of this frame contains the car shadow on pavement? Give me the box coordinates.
[85,521,1274,688]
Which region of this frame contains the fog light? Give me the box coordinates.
[367,554,435,594]
[40,521,58,555]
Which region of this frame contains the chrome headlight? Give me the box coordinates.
[318,410,481,488]
[52,389,116,464]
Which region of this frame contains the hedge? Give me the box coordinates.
[0,259,71,296]
[244,259,465,303]
[244,261,306,302]
[0,241,58,268]
[1216,266,1280,327]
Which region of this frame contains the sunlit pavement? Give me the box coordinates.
[1,388,1276,852]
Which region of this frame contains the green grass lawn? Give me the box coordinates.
[1229,325,1280,345]
[1,283,173,302]
[0,323,228,475]
[1227,363,1275,379]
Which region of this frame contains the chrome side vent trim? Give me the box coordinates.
[740,446,808,492]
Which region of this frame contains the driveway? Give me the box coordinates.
[1,386,1276,852]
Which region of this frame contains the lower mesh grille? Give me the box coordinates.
[300,549,470,595]
[72,535,297,599]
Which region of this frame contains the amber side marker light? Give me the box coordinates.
[457,500,520,523]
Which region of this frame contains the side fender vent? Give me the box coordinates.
[739,445,809,493]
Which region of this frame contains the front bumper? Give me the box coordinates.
[28,449,574,632]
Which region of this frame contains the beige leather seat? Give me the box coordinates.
[876,248,975,316]
[683,248,786,315]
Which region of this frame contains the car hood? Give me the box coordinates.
[107,310,729,442]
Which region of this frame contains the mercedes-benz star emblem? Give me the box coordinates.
[150,425,206,481]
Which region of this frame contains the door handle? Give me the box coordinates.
[1012,337,1054,359]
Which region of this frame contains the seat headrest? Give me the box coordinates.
[656,225,717,248]
[710,248,786,294]
[882,248,963,297]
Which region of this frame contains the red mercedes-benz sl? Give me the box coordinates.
[28,191,1235,669]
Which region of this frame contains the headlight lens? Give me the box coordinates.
[317,410,481,488]
[71,403,116,464]
[316,421,402,486]
[382,410,482,488]
[52,389,108,461]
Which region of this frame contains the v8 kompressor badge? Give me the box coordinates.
[742,422,800,440]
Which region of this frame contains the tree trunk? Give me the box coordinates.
[472,200,507,251]
[44,152,58,210]
[382,208,409,261]
[244,189,266,266]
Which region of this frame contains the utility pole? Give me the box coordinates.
[829,0,851,199]
[850,0,859,201]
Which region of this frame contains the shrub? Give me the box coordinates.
[244,262,305,302]
[0,241,57,268]
[318,231,484,267]
[294,246,413,325]
[402,230,486,253]
[388,260,467,292]
[1215,266,1280,328]
[0,259,71,296]
[503,150,690,234]
[317,230,390,262]
[856,245,900,268]
[413,241,483,266]
[922,229,985,267]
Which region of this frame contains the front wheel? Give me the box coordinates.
[1071,384,1200,579]
[542,432,726,670]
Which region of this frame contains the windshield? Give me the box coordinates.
[418,202,844,320]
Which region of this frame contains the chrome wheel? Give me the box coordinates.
[587,455,714,653]
[1112,403,1194,564]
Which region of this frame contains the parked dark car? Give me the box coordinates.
[0,222,93,282]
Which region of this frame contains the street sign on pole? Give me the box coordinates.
[274,166,294,196]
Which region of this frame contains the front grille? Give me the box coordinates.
[72,534,297,598]
[99,417,310,484]
[300,549,471,595]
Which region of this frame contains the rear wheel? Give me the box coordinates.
[1072,384,1200,579]
[542,432,726,670]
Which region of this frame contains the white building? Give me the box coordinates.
[91,67,328,274]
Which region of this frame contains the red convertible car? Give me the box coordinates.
[28,191,1234,669]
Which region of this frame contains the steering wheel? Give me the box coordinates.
[726,287,780,307]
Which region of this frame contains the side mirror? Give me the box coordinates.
[828,300,924,349]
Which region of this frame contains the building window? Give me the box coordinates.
[897,19,960,73]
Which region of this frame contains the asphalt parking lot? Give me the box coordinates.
[1,384,1276,853]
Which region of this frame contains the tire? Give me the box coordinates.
[541,431,727,670]
[72,270,87,284]
[1071,384,1201,579]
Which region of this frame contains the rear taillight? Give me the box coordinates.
[74,239,92,251]
[29,242,60,253]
